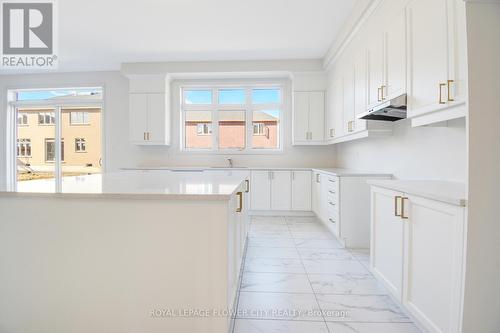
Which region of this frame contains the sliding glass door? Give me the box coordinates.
[11,88,103,193]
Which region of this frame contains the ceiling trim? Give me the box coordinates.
[322,0,382,70]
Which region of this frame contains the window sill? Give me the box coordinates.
[180,149,284,155]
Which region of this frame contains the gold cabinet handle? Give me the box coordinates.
[394,196,402,217]
[439,83,447,104]
[329,128,335,138]
[143,132,146,141]
[236,192,243,212]
[447,80,455,102]
[381,85,386,100]
[401,197,409,219]
[378,87,382,102]
[245,180,249,193]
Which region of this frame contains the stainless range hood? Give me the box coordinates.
[358,94,407,121]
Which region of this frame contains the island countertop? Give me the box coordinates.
[0,170,250,200]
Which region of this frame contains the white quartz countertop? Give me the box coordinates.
[1,170,249,200]
[312,168,393,177]
[368,179,467,206]
[122,166,392,176]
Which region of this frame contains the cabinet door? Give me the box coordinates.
[407,0,449,117]
[343,66,356,134]
[312,172,321,215]
[319,174,329,224]
[291,171,311,211]
[370,186,405,301]
[402,195,465,333]
[354,51,368,132]
[367,36,384,108]
[147,93,168,144]
[308,91,325,141]
[333,77,345,139]
[384,9,406,100]
[129,93,148,143]
[293,92,309,142]
[270,171,292,210]
[250,171,271,210]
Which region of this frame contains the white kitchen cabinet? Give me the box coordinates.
[343,66,356,135]
[353,50,368,132]
[384,9,406,101]
[312,171,392,248]
[291,171,312,211]
[370,184,467,333]
[367,36,385,109]
[370,186,405,301]
[367,9,406,109]
[250,170,309,211]
[250,171,271,210]
[129,93,170,145]
[406,0,467,125]
[326,78,343,140]
[312,171,322,215]
[402,195,466,333]
[270,171,292,210]
[293,91,325,144]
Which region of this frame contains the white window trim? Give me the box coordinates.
[180,83,285,154]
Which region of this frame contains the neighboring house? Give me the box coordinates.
[185,111,278,149]
[16,107,101,176]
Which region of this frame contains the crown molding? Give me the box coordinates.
[322,0,383,70]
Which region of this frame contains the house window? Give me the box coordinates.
[75,138,86,152]
[70,111,89,125]
[38,112,55,125]
[17,139,31,157]
[181,86,282,152]
[45,139,64,162]
[197,123,211,135]
[17,112,28,125]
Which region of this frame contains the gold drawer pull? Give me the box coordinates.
[395,196,402,217]
[381,85,386,100]
[401,197,409,219]
[245,180,249,193]
[439,83,447,104]
[447,80,455,102]
[236,192,243,212]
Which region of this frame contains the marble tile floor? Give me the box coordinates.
[232,215,422,333]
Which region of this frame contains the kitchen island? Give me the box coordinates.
[0,170,250,333]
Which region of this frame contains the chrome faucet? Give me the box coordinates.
[227,158,233,168]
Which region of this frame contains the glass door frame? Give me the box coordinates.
[8,95,103,192]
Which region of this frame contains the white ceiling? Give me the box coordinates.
[6,0,358,72]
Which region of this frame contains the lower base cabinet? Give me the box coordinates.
[370,186,466,333]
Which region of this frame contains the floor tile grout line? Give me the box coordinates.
[287,216,333,333]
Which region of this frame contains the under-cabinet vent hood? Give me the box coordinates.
[358,94,407,121]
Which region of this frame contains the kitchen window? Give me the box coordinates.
[75,138,86,152]
[181,85,283,152]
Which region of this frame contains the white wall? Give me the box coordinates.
[0,68,335,185]
[335,118,467,181]
[462,2,500,332]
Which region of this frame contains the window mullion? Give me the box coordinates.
[55,106,62,193]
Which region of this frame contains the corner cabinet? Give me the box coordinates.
[370,185,467,333]
[129,93,170,145]
[293,91,325,145]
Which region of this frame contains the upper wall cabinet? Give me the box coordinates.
[128,74,171,146]
[406,0,467,126]
[129,93,170,145]
[367,9,406,109]
[293,91,325,145]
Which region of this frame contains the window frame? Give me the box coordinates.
[75,138,86,152]
[180,83,285,154]
[70,111,90,125]
[17,138,32,157]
